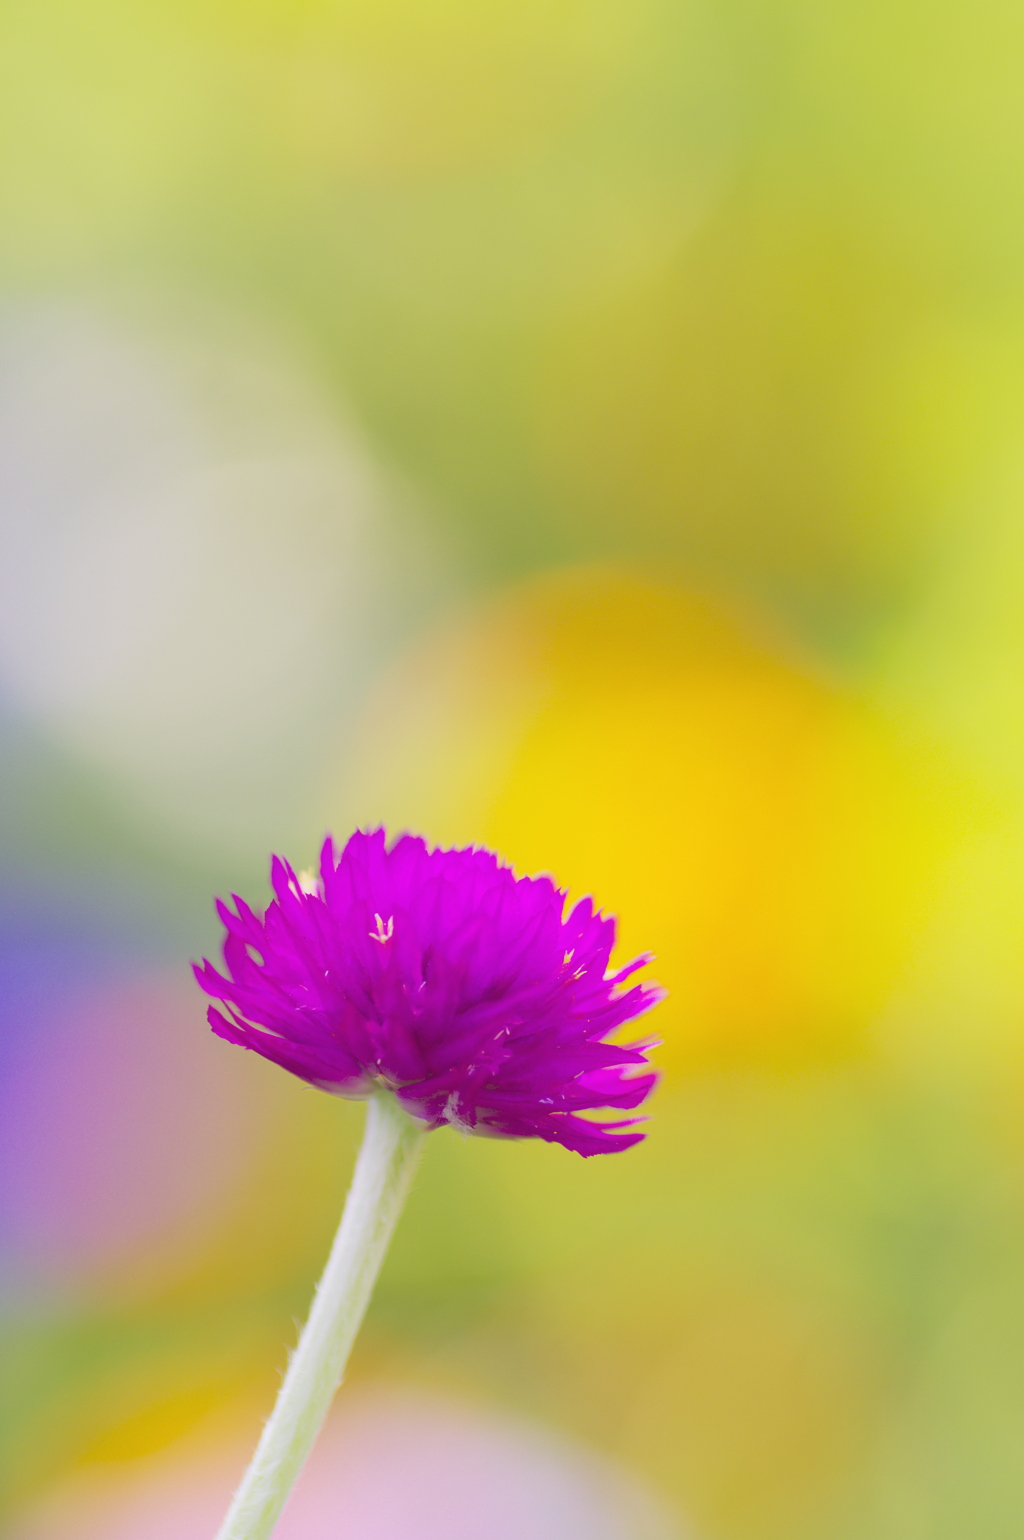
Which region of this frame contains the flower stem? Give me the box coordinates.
[214,1092,427,1540]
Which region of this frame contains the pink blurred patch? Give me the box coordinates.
[0,971,262,1285]
[8,1386,682,1540]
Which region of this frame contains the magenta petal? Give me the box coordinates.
[194,829,663,1156]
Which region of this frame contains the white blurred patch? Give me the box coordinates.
[0,303,447,853]
[8,1385,685,1540]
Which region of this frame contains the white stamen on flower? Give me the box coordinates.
[370,913,394,945]
[442,1090,472,1136]
[297,869,320,896]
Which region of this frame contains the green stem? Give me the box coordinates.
[214,1092,427,1540]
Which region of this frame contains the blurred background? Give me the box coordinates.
[3,1,1024,1536]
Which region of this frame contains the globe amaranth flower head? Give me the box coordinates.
[194,829,664,1156]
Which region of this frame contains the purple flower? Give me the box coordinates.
[194,830,662,1156]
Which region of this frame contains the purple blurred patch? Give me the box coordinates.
[0,971,261,1294]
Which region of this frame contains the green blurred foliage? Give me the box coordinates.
[4,0,1024,627]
